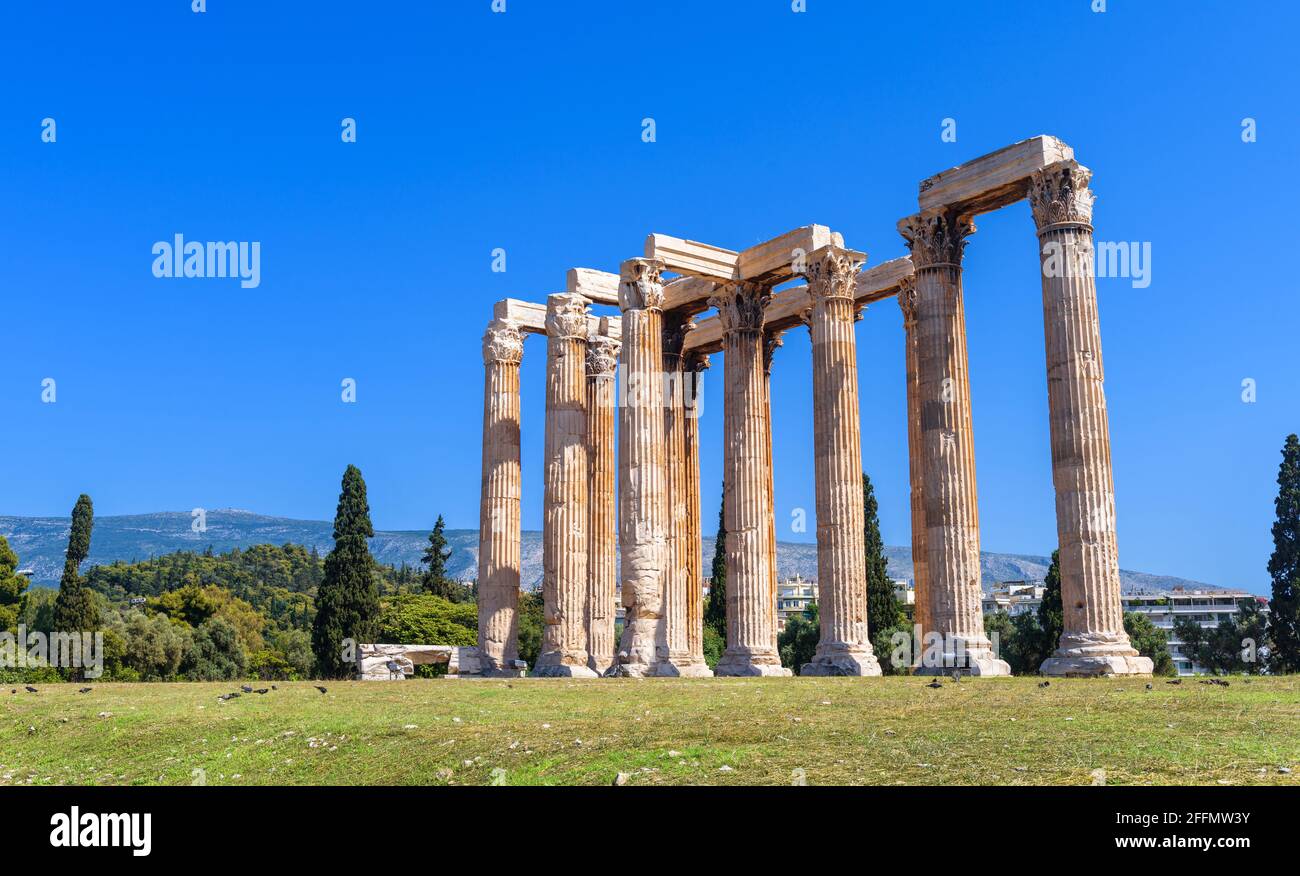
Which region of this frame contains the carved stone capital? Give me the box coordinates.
[709,281,770,334]
[1028,159,1095,230]
[662,313,696,358]
[763,329,785,374]
[482,318,524,365]
[898,209,976,269]
[619,258,666,311]
[545,293,590,340]
[896,275,918,327]
[684,351,711,373]
[803,245,865,303]
[586,333,621,377]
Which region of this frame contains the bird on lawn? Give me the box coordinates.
[24,686,38,693]
[1167,679,1182,685]
[925,680,943,689]
[1145,683,1153,690]
[1037,681,1049,688]
[255,688,269,695]
[78,687,92,694]
[315,686,328,694]
[240,684,253,693]
[271,685,277,690]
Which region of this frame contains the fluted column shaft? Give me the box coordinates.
[899,211,1008,675]
[712,281,790,676]
[478,319,525,675]
[801,246,881,676]
[585,331,620,675]
[899,277,931,643]
[763,332,782,653]
[683,353,709,665]
[617,259,669,676]
[535,293,597,678]
[1030,160,1151,677]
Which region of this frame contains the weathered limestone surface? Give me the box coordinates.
[899,210,1009,676]
[683,352,710,667]
[1029,160,1152,677]
[711,281,790,676]
[800,246,881,676]
[898,276,931,646]
[534,293,598,678]
[659,316,713,676]
[762,330,782,655]
[617,258,669,676]
[358,644,523,680]
[477,319,525,675]
[585,326,620,675]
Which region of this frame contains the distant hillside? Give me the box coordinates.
[0,509,1221,594]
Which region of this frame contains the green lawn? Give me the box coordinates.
[2,676,1297,786]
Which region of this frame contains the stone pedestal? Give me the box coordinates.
[799,246,881,677]
[899,210,1009,677]
[899,277,931,650]
[616,259,669,677]
[477,319,525,676]
[711,281,791,677]
[659,316,713,677]
[1029,160,1151,677]
[534,293,597,678]
[585,329,620,676]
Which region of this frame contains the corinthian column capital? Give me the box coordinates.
[803,244,865,302]
[1028,159,1096,230]
[709,281,770,334]
[763,329,785,375]
[898,209,976,269]
[545,293,591,339]
[483,318,524,364]
[619,258,666,310]
[662,313,695,357]
[586,333,621,377]
[896,275,919,327]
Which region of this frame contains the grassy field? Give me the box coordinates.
[2,676,1298,786]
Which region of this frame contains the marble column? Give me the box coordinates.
[800,246,881,676]
[660,316,713,676]
[534,293,597,678]
[683,352,710,668]
[617,258,668,676]
[585,329,620,676]
[762,330,783,653]
[477,318,525,675]
[1029,160,1152,677]
[711,281,791,676]
[898,210,1009,675]
[898,275,932,649]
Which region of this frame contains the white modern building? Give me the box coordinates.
[775,575,817,630]
[982,581,1046,617]
[1121,588,1262,675]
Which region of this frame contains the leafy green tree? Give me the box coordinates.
[377,593,477,646]
[18,587,58,635]
[311,465,381,677]
[701,625,724,670]
[183,616,246,680]
[1173,599,1269,675]
[1268,434,1300,673]
[420,515,455,597]
[54,495,100,661]
[1123,612,1176,676]
[1037,550,1063,659]
[778,602,820,675]
[864,473,901,639]
[0,535,30,632]
[122,612,190,680]
[515,589,545,669]
[703,485,727,643]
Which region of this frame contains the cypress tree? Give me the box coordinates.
[311,465,381,678]
[421,515,453,597]
[1268,434,1300,673]
[1037,549,1063,659]
[703,485,727,642]
[863,473,899,639]
[0,535,30,631]
[54,494,99,634]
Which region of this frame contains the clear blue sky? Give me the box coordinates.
[1,1,1295,593]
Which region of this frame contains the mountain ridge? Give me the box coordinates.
[0,509,1224,595]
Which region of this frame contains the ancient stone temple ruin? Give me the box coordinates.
[467,136,1153,680]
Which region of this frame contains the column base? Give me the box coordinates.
[532,650,599,678]
[801,643,882,677]
[1040,631,1153,677]
[588,656,616,676]
[715,648,792,677]
[655,652,715,677]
